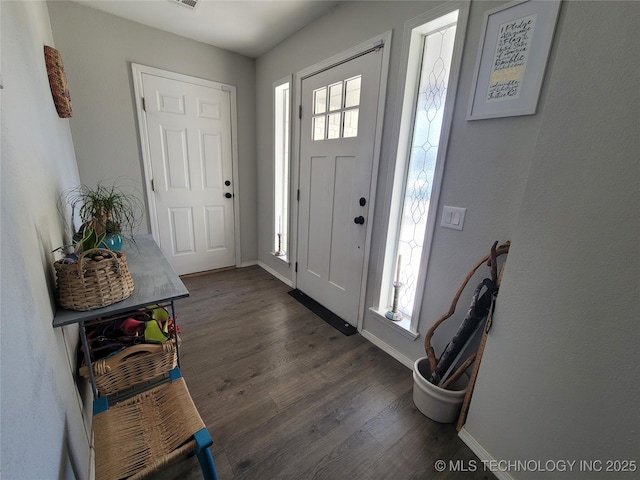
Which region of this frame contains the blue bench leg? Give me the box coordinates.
[194,428,218,480]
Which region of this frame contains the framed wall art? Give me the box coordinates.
[467,0,561,120]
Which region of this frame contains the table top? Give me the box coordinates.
[52,235,189,327]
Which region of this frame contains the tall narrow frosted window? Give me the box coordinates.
[379,6,466,332]
[274,81,290,259]
[396,21,457,316]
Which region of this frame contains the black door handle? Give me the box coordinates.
[354,216,365,225]
[225,192,233,198]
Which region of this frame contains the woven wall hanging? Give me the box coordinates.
[44,45,73,118]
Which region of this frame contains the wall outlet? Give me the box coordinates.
[441,205,466,231]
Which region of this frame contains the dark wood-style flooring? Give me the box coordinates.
[158,266,490,479]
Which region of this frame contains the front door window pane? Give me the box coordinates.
[311,76,360,141]
[329,82,343,111]
[327,112,341,139]
[313,87,327,114]
[313,115,326,141]
[344,76,361,108]
[343,109,359,138]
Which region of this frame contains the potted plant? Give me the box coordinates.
[59,178,144,254]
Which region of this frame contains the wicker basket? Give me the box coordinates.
[44,45,73,118]
[54,248,134,311]
[79,340,179,396]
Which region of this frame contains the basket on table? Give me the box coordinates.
[79,339,180,396]
[54,248,134,311]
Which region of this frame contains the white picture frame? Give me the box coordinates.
[467,0,561,120]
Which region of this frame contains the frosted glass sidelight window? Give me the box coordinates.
[378,6,466,333]
[396,23,457,315]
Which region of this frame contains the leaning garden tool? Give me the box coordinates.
[424,241,510,390]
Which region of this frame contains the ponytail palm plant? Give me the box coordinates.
[58,178,144,252]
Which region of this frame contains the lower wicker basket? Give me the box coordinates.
[79,340,179,396]
[54,248,134,311]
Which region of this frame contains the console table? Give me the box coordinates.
[52,236,218,479]
[52,234,189,398]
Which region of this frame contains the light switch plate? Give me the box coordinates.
[441,205,466,230]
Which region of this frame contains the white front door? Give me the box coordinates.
[137,69,236,275]
[297,48,384,326]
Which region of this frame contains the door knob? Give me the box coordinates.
[354,216,365,225]
[225,192,233,198]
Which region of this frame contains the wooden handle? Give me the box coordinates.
[424,242,510,375]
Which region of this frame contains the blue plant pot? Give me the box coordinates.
[101,233,123,251]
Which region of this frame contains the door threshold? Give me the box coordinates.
[179,266,236,279]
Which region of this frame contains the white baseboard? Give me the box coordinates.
[240,260,258,268]
[359,329,414,369]
[458,428,512,480]
[258,261,293,287]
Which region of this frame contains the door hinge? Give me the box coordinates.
[151,179,155,192]
[298,105,302,119]
[142,97,146,112]
[297,189,300,201]
[295,262,298,273]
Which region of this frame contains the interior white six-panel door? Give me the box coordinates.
[142,73,236,275]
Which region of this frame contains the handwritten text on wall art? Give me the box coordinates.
[487,14,537,102]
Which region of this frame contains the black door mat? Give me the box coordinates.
[288,289,358,336]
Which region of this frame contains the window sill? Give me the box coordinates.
[369,307,420,340]
[270,252,290,266]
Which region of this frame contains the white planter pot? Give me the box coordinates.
[412,357,468,423]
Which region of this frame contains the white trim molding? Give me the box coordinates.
[458,428,513,480]
[258,261,293,287]
[359,329,414,369]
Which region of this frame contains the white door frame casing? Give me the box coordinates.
[131,63,242,268]
[291,31,392,331]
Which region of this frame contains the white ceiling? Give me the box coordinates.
[70,0,341,58]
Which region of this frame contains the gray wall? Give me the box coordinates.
[1,1,91,478]
[362,0,544,361]
[47,1,258,263]
[464,1,639,474]
[256,0,540,359]
[4,1,636,477]
[256,0,639,472]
